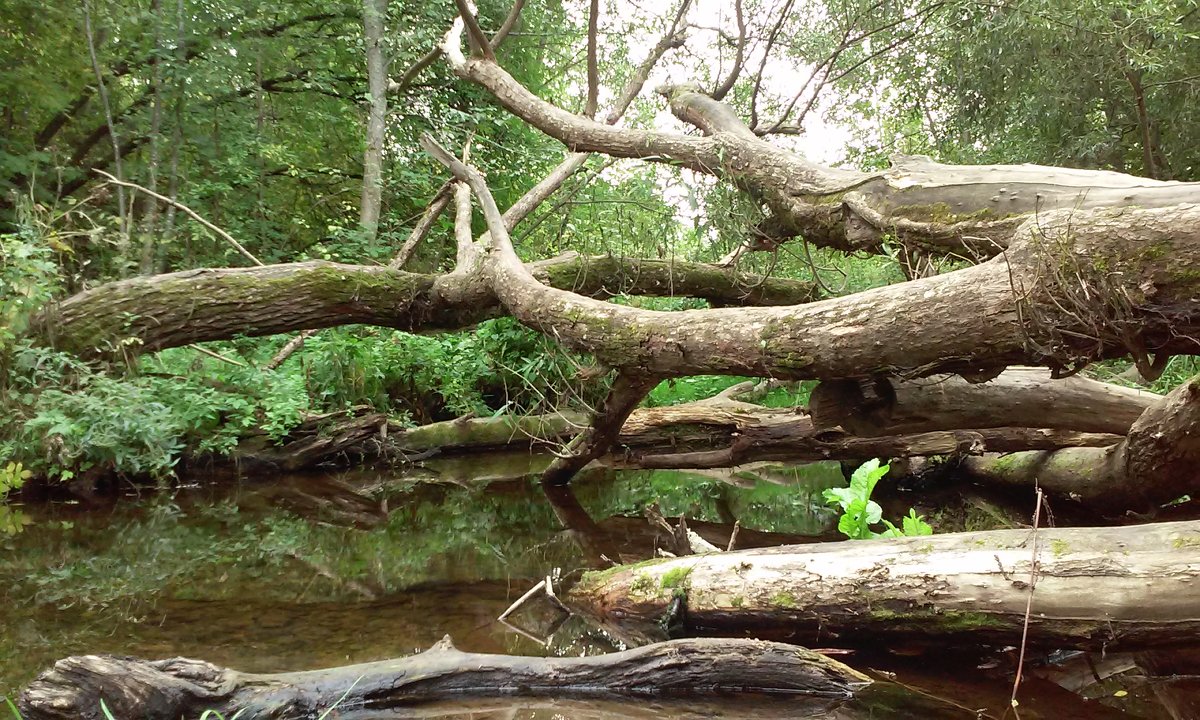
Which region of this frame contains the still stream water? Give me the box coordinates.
[0,454,1184,718]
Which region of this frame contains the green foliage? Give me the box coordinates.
[292,319,598,422]
[0,341,309,482]
[0,228,60,351]
[823,459,932,539]
[835,0,1200,180]
[0,462,30,499]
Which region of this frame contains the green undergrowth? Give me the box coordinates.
[0,219,601,493]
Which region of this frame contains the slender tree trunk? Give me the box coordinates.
[139,0,165,274]
[82,0,130,257]
[359,0,389,245]
[1125,68,1158,179]
[162,0,187,256]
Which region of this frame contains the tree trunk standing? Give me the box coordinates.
[566,520,1200,650]
[15,638,869,720]
[162,0,188,252]
[82,0,130,255]
[359,0,389,245]
[139,0,166,275]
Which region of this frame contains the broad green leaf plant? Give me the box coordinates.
[823,459,933,539]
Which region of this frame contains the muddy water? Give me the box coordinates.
[0,456,1182,718]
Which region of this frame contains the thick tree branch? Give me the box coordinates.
[31,255,819,357]
[448,56,1200,255]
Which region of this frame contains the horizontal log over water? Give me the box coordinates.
[810,367,1159,437]
[16,637,870,720]
[567,520,1200,650]
[33,254,816,357]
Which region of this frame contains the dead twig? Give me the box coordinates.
[1009,487,1045,717]
[93,168,264,266]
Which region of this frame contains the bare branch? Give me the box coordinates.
[606,0,692,120]
[748,0,797,130]
[389,48,440,95]
[390,0,524,96]
[453,0,495,60]
[390,182,453,269]
[490,0,527,49]
[710,0,746,101]
[93,169,264,266]
[266,330,316,370]
[190,344,248,367]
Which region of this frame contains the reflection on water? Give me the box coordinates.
[0,455,1184,718]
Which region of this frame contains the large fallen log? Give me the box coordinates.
[16,637,869,720]
[960,373,1200,512]
[809,367,1158,436]
[566,520,1200,651]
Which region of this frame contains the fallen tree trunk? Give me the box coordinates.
[809,367,1159,436]
[567,520,1200,651]
[960,373,1200,512]
[231,401,1119,473]
[32,253,816,358]
[16,637,869,720]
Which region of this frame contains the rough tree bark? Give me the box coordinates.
[359,0,389,243]
[567,520,1200,650]
[16,637,869,720]
[31,254,817,357]
[961,373,1200,512]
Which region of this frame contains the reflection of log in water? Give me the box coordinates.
[16,637,869,720]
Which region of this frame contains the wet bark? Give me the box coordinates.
[16,637,869,720]
[567,520,1200,651]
